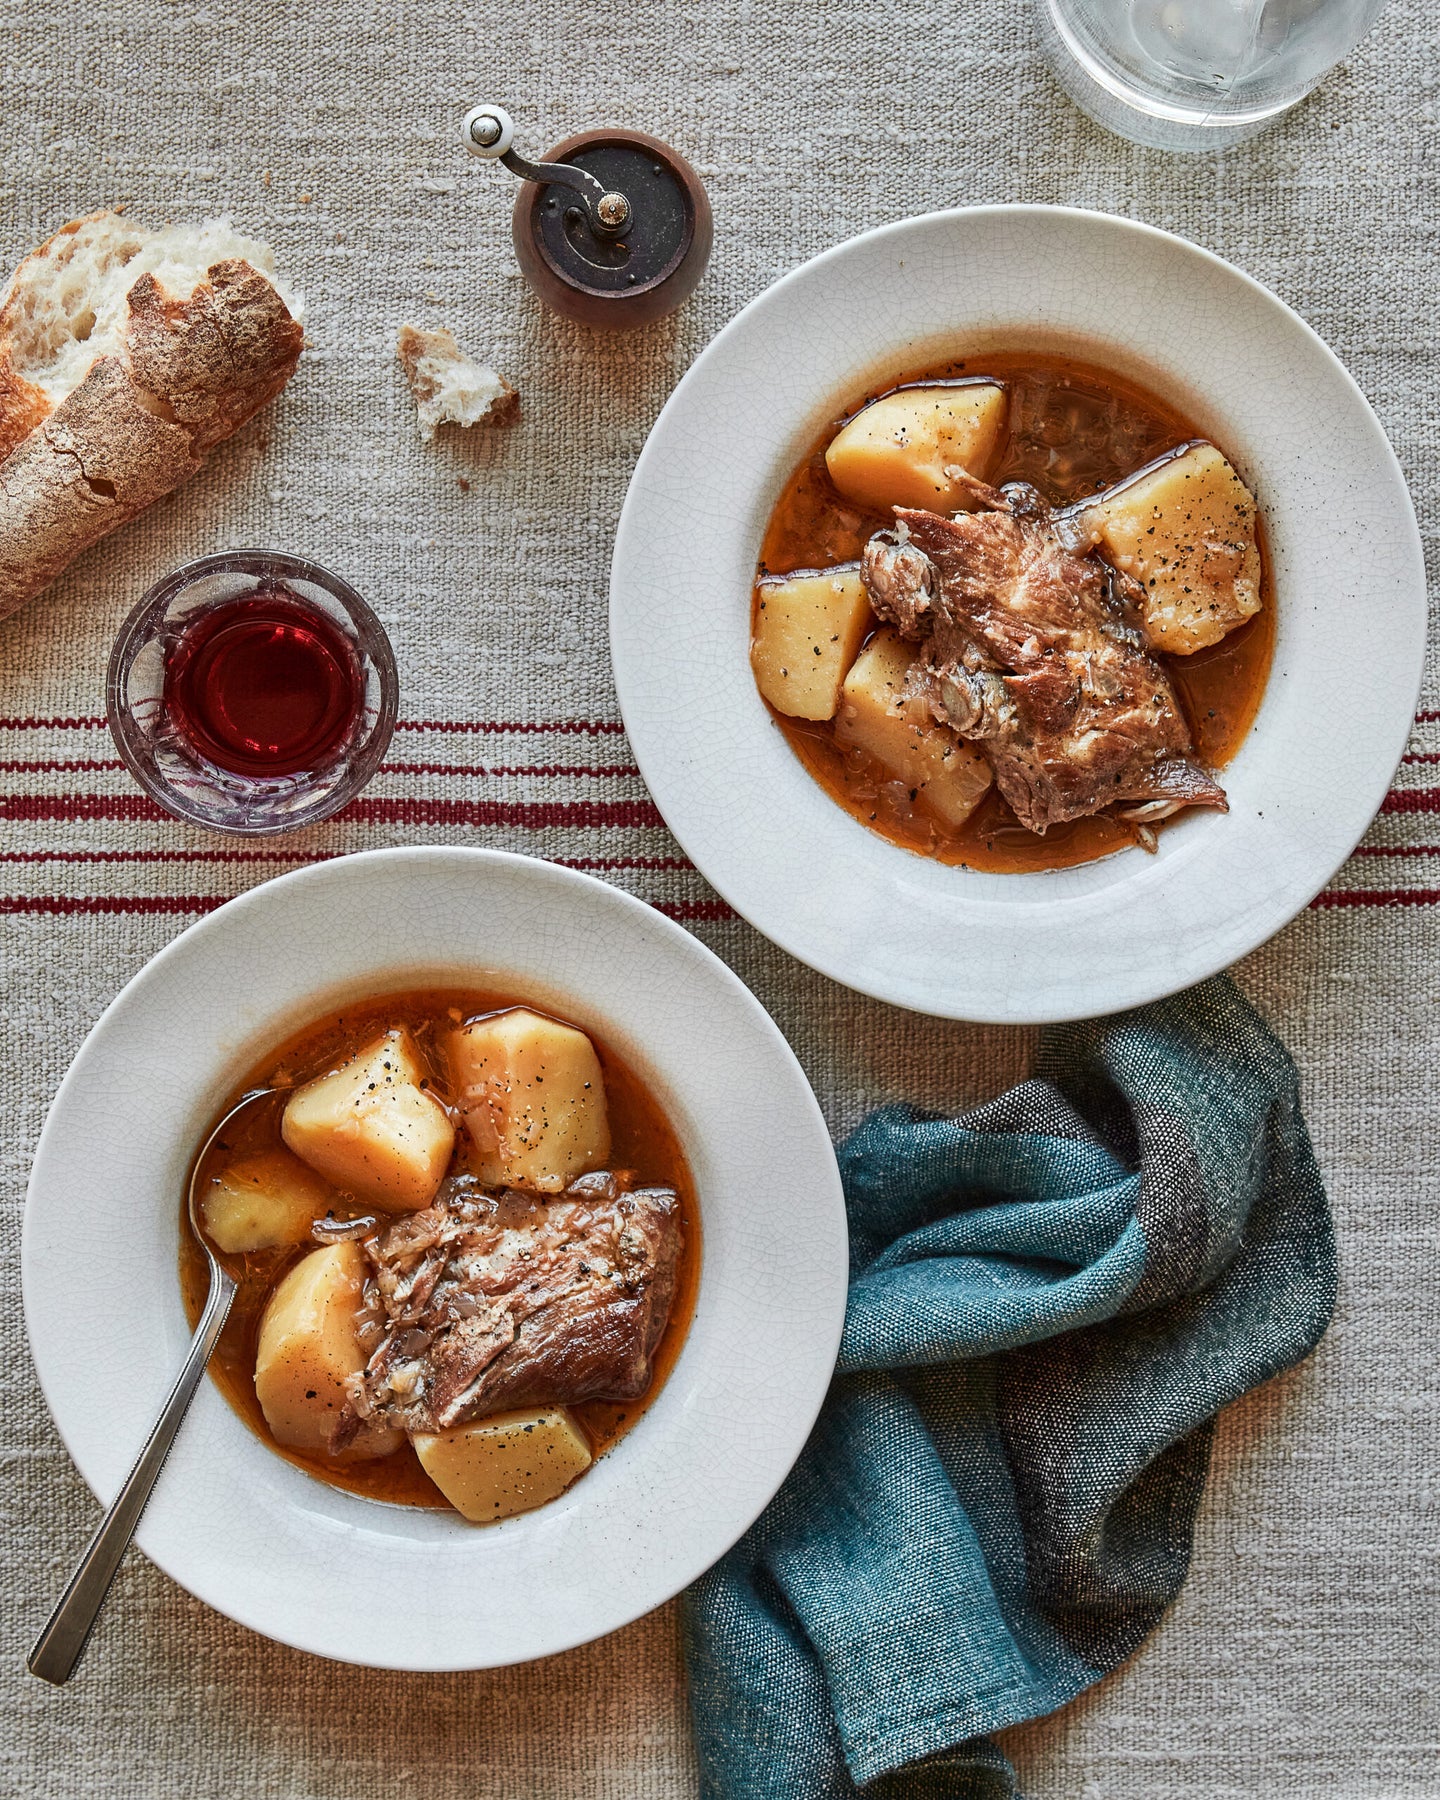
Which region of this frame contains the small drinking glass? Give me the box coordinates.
[1038,0,1394,150]
[107,549,399,836]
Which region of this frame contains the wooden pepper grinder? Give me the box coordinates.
[461,104,713,330]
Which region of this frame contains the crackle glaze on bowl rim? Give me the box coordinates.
[610,205,1427,1022]
[23,848,848,1670]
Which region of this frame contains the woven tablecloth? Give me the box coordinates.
[4,3,1436,1795]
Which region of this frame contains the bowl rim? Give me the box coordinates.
[609,203,1427,1021]
[22,847,849,1668]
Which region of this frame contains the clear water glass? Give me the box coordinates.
[1038,0,1394,150]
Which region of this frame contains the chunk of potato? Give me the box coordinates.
[200,1147,335,1254]
[1077,441,1262,655]
[254,1241,401,1461]
[751,567,873,721]
[825,383,1006,513]
[836,628,993,830]
[412,1408,593,1523]
[447,1008,609,1193]
[281,1029,454,1213]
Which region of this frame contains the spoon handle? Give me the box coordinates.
[28,1270,238,1686]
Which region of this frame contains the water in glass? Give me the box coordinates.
[1039,0,1393,149]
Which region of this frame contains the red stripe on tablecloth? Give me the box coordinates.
[0,893,230,916]
[0,715,630,736]
[8,788,1431,835]
[11,706,1418,736]
[1310,888,1440,908]
[393,719,626,736]
[0,793,167,822]
[348,796,645,829]
[1,889,1423,918]
[1380,789,1440,815]
[5,889,1428,918]
[0,715,109,730]
[0,793,665,829]
[0,757,642,779]
[0,849,697,871]
[0,710,1434,748]
[31,709,1440,736]
[326,796,672,830]
[10,754,1435,785]
[0,757,123,774]
[0,848,343,866]
[0,892,736,921]
[1,780,1430,829]
[1351,843,1440,858]
[382,762,641,779]
[559,855,696,872]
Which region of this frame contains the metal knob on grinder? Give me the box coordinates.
[461,104,712,330]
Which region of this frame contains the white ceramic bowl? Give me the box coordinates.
[22,849,847,1669]
[611,206,1427,1021]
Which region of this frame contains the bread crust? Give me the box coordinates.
[0,369,50,468]
[0,222,302,620]
[124,258,303,452]
[0,357,199,617]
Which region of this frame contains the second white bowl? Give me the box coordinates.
[23,848,848,1669]
[610,206,1427,1021]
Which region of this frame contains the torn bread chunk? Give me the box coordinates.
[396,323,518,441]
[0,210,301,461]
[0,210,302,619]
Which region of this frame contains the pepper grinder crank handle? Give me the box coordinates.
[462,104,632,237]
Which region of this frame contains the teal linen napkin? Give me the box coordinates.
[683,975,1336,1798]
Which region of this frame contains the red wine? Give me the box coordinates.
[164,586,363,777]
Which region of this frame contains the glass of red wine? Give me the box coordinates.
[107,550,399,835]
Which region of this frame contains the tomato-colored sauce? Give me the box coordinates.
[164,584,363,776]
[755,352,1275,872]
[178,988,700,1512]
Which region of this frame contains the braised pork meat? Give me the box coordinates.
[342,1171,682,1437]
[861,478,1228,834]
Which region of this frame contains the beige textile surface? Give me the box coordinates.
[2,1,1437,1795]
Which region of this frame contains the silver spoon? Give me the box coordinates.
[27,1087,276,1685]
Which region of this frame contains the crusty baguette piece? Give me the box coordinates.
[0,211,303,619]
